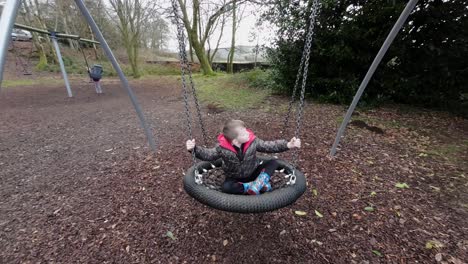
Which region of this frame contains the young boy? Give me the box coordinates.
[186,120,301,195]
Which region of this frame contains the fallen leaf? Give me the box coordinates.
[315,210,323,218]
[295,210,307,216]
[223,240,228,246]
[426,240,444,249]
[312,189,318,196]
[279,230,286,236]
[372,250,382,257]
[370,191,377,197]
[435,253,442,262]
[395,182,410,189]
[166,231,176,240]
[419,153,428,157]
[364,206,374,212]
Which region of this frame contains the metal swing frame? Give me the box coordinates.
[0,0,157,153]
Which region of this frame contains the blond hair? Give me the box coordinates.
[222,119,245,141]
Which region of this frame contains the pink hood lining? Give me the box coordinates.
[217,129,256,154]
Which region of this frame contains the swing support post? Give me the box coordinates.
[329,0,419,156]
[0,0,21,90]
[50,32,73,98]
[74,0,157,153]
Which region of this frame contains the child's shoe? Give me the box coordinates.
[244,171,271,195]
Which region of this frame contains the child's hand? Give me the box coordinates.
[287,137,301,149]
[186,139,196,151]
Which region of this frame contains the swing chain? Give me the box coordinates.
[172,0,197,165]
[171,0,208,147]
[291,0,320,171]
[182,48,209,146]
[282,39,306,132]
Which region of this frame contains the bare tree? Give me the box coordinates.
[207,5,227,66]
[109,0,157,78]
[227,1,247,73]
[176,0,245,75]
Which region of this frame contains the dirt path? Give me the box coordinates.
[0,77,466,263]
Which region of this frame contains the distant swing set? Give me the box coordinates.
[0,0,157,154]
[10,23,103,97]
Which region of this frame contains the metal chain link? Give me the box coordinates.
[171,0,196,165]
[289,0,320,180]
[282,40,306,132]
[180,41,209,146]
[171,0,208,148]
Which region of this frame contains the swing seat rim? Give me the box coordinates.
[183,157,307,214]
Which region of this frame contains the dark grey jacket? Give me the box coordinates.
[192,130,289,180]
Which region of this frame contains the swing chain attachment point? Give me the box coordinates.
[194,169,203,185]
[286,170,297,185]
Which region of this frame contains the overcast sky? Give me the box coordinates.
[160,1,277,52]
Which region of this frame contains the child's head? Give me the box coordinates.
[222,119,250,144]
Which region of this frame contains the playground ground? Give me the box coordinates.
[0,73,466,263]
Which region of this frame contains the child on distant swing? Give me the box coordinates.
[85,65,103,94]
[186,120,301,195]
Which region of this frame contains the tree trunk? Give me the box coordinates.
[32,0,57,64]
[190,33,213,75]
[89,26,99,60]
[227,0,237,74]
[22,0,48,69]
[189,39,194,63]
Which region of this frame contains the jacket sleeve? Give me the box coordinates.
[256,138,289,153]
[191,145,221,161]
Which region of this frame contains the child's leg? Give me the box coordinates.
[97,82,103,93]
[258,159,280,176]
[221,179,245,194]
[243,159,280,194]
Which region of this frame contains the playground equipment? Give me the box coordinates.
[0,0,157,153]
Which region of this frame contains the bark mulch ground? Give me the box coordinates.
[0,76,466,263]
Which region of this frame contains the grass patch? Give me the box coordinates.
[2,78,63,88]
[426,141,468,164]
[38,58,182,78]
[195,73,270,110]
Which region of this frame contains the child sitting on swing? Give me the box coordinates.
[186,119,301,195]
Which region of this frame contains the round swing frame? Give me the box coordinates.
[183,158,307,214]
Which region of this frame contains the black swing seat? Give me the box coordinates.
[89,64,103,82]
[183,157,307,213]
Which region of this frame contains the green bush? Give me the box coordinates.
[263,0,468,117]
[233,68,282,92]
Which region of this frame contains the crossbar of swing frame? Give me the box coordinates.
[329,0,419,156]
[13,23,100,45]
[0,0,157,153]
